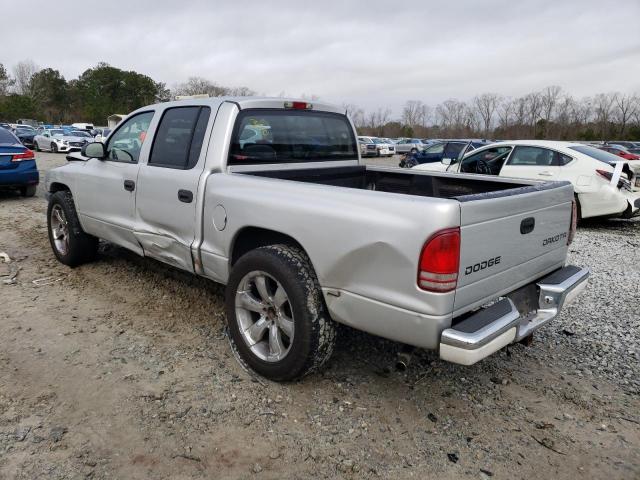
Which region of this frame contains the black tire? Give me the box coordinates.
[47,191,98,267]
[51,142,58,153]
[574,194,583,225]
[33,141,40,152]
[410,147,417,153]
[225,244,337,381]
[20,185,37,197]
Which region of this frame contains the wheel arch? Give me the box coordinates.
[230,227,315,271]
[49,182,71,194]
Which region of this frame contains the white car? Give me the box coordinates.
[33,129,92,153]
[413,140,640,220]
[357,136,394,156]
[93,127,112,142]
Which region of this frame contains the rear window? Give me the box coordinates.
[0,129,18,144]
[569,145,620,165]
[229,109,357,165]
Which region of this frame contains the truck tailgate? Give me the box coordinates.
[454,182,574,316]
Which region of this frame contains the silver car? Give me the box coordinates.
[395,138,427,154]
[33,129,93,153]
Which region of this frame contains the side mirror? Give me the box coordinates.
[442,158,453,165]
[82,141,107,159]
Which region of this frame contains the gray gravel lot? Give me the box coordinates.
[0,152,638,479]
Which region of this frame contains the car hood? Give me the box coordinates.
[62,136,90,142]
[412,161,450,172]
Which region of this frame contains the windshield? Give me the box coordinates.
[50,129,64,136]
[16,125,35,132]
[70,131,91,137]
[569,145,622,164]
[229,109,357,165]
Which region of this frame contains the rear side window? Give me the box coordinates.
[229,109,357,165]
[508,146,555,166]
[149,106,211,169]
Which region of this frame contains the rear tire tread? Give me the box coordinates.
[225,244,336,382]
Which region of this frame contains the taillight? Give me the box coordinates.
[11,150,35,162]
[284,101,312,110]
[568,200,577,245]
[418,227,460,292]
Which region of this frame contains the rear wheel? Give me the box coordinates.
[225,244,336,381]
[50,142,58,153]
[410,147,417,154]
[20,185,37,197]
[574,194,583,224]
[47,191,98,266]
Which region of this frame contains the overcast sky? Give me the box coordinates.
[2,0,639,116]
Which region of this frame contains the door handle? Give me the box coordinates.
[538,171,554,176]
[178,189,193,203]
[123,179,135,191]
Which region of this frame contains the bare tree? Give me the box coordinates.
[593,93,616,139]
[540,86,562,138]
[473,93,501,136]
[435,99,467,136]
[496,97,514,131]
[613,93,638,137]
[343,103,365,127]
[524,92,542,136]
[173,76,228,97]
[12,60,39,96]
[228,86,256,96]
[402,100,425,128]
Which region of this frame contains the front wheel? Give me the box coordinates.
[47,191,98,266]
[225,244,337,381]
[50,143,58,153]
[410,148,417,154]
[33,141,40,152]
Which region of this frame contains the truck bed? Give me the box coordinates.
[245,165,560,201]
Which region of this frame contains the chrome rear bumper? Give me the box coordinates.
[439,265,589,366]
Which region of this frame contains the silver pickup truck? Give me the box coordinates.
[45,97,589,381]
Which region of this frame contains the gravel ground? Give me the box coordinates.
[0,152,638,479]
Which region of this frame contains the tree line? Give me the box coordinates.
[351,87,640,141]
[0,60,254,125]
[1,59,638,140]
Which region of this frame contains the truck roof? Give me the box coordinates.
[133,96,346,116]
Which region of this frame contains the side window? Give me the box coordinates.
[148,107,211,169]
[444,142,465,159]
[460,146,512,174]
[556,152,573,166]
[106,111,154,163]
[425,143,444,154]
[508,146,555,166]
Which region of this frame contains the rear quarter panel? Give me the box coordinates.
[199,173,461,317]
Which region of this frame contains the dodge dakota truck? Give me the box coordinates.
[45,97,589,381]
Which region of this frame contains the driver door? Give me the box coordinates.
[73,111,155,254]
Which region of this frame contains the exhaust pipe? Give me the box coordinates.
[395,345,415,371]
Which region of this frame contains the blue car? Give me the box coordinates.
[400,140,492,168]
[0,127,39,197]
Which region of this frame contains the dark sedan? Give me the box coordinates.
[13,125,37,148]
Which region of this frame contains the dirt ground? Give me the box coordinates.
[0,152,639,479]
